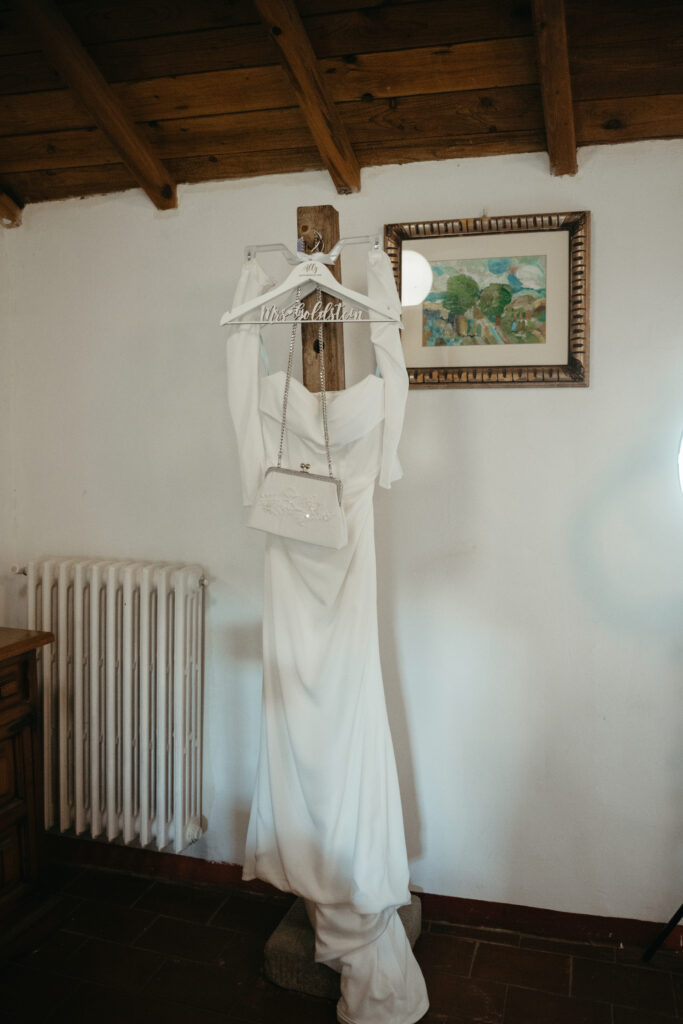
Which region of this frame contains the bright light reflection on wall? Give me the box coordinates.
[401,249,433,306]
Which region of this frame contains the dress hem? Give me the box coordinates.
[337,995,430,1024]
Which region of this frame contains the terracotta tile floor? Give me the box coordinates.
[1,865,681,1023]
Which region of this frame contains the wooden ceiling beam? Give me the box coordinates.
[252,0,361,194]
[12,0,177,210]
[532,0,578,175]
[0,191,22,227]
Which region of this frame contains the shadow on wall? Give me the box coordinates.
[569,416,683,644]
[233,802,251,860]
[375,510,424,865]
[0,571,28,628]
[499,646,683,920]
[499,698,613,916]
[563,414,683,915]
[204,604,263,864]
[222,617,263,663]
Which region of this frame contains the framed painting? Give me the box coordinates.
[384,212,590,388]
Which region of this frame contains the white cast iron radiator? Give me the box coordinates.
[27,557,206,852]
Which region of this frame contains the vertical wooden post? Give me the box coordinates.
[296,204,345,392]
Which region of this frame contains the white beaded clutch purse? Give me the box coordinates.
[248,287,348,550]
[249,465,346,549]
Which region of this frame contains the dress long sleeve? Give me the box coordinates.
[368,249,409,488]
[225,259,273,505]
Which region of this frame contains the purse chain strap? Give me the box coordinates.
[277,285,335,479]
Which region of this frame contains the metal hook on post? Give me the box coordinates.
[297,227,324,255]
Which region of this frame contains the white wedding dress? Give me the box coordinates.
[226,249,428,1024]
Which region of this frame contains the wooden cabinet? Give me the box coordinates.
[0,628,53,907]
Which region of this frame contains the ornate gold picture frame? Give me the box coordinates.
[384,212,590,388]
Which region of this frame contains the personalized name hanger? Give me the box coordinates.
[220,236,401,327]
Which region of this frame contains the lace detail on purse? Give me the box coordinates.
[257,486,333,523]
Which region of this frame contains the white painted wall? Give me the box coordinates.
[0,228,17,627]
[1,141,682,923]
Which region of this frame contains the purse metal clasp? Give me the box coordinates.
[300,463,311,472]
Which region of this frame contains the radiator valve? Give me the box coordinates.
[185,816,204,844]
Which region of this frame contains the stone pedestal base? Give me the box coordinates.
[264,894,422,1000]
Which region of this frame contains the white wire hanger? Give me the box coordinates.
[220,233,400,326]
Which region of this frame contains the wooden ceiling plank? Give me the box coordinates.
[0,86,86,136]
[6,28,683,139]
[0,112,306,173]
[0,189,21,226]
[1,146,323,203]
[251,0,360,193]
[354,133,547,166]
[0,1,533,96]
[322,35,537,102]
[572,66,683,104]
[568,5,683,102]
[0,130,547,204]
[307,0,531,62]
[9,85,680,180]
[0,85,545,174]
[0,0,387,55]
[12,0,177,209]
[168,147,325,185]
[565,2,683,48]
[2,161,139,204]
[532,0,578,176]
[0,50,61,96]
[343,85,544,141]
[575,93,683,145]
[7,3,678,100]
[2,0,530,60]
[162,90,683,160]
[0,36,540,137]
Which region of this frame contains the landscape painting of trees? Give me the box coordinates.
[423,255,547,346]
